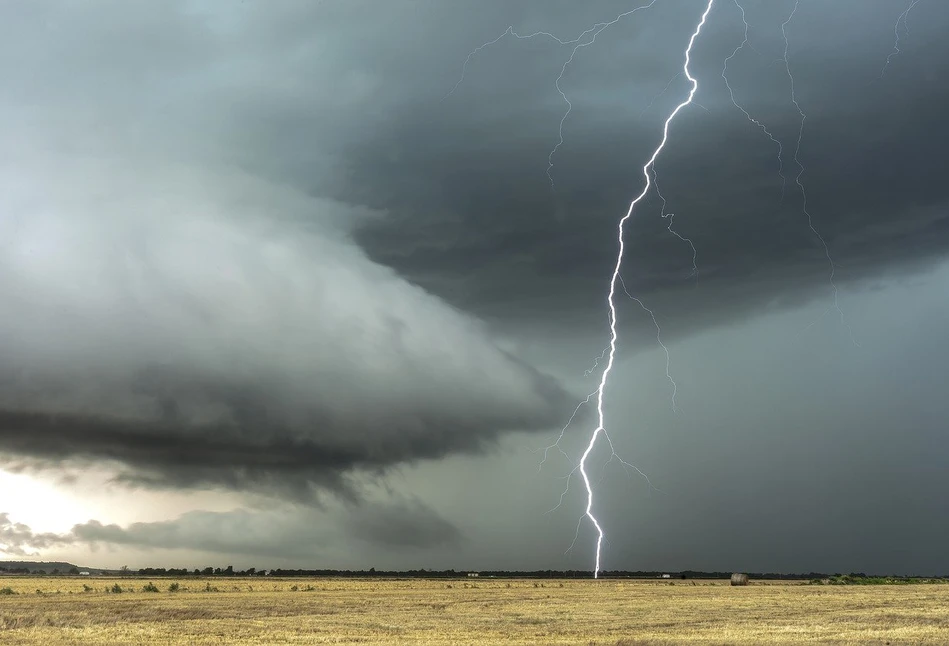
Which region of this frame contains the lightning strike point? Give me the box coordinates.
[447,0,729,579]
[579,0,715,578]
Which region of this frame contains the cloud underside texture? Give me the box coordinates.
[0,0,947,497]
[0,157,570,496]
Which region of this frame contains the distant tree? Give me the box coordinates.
[202,567,214,576]
[120,565,130,575]
[69,568,80,575]
[224,565,234,576]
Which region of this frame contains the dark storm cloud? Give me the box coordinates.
[0,169,571,495]
[0,1,576,496]
[328,0,949,337]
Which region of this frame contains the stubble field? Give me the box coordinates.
[1,576,948,645]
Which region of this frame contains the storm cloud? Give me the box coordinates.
[345,0,949,336]
[0,1,576,497]
[0,0,947,574]
[0,156,570,497]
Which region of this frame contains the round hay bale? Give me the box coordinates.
[730,573,749,586]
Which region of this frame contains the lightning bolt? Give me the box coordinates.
[447,4,693,578]
[881,0,921,77]
[576,0,715,578]
[448,0,867,578]
[781,1,859,347]
[449,0,712,578]
[436,0,917,581]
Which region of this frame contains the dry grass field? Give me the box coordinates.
[1,576,948,644]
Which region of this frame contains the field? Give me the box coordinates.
[2,576,948,644]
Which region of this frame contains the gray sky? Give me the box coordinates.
[1,0,948,575]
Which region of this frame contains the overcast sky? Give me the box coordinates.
[1,0,947,576]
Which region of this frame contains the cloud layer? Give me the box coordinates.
[2,497,461,561]
[0,142,568,498]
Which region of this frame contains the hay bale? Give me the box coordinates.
[730,573,749,586]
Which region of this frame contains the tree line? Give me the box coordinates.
[5,564,948,580]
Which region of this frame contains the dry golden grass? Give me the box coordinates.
[1,576,948,644]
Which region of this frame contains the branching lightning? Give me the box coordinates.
[444,1,661,188]
[639,72,682,119]
[653,173,698,279]
[537,391,597,474]
[882,0,921,77]
[781,1,859,347]
[618,274,677,411]
[721,0,857,346]
[722,0,787,198]
[583,347,609,378]
[546,0,662,187]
